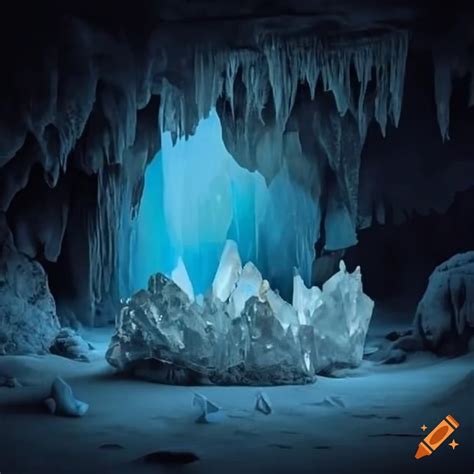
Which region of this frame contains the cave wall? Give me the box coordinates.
[0,3,473,326]
[346,187,474,306]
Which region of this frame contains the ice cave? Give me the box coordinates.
[0,2,473,474]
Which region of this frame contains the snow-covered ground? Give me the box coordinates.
[0,324,472,474]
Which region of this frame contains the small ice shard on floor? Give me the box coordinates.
[212,240,242,302]
[292,270,322,325]
[44,377,89,417]
[171,257,194,302]
[255,391,272,415]
[315,396,346,408]
[229,262,264,318]
[193,392,221,423]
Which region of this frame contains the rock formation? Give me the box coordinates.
[0,216,59,354]
[414,252,474,355]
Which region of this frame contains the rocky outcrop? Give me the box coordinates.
[414,252,474,355]
[50,327,96,362]
[0,215,60,354]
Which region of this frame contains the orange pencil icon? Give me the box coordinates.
[415,414,460,459]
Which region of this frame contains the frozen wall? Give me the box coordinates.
[123,109,318,297]
[2,11,472,326]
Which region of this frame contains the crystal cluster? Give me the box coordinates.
[107,240,374,384]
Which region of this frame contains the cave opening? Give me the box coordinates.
[123,108,318,300]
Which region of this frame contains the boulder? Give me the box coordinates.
[414,252,474,355]
[50,327,95,361]
[0,216,60,354]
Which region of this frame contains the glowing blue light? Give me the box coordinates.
[122,109,318,298]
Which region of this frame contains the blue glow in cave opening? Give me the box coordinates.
[122,109,319,299]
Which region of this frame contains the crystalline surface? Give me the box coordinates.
[212,240,242,303]
[229,262,264,318]
[311,261,374,373]
[107,273,215,374]
[171,257,195,302]
[266,288,299,333]
[108,245,374,384]
[292,271,322,325]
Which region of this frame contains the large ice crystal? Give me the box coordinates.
[292,271,322,325]
[212,240,242,303]
[311,261,374,373]
[229,262,265,318]
[266,289,299,333]
[171,257,195,302]
[108,241,374,384]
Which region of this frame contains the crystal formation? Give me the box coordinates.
[107,240,374,384]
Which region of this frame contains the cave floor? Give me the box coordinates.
[0,325,473,474]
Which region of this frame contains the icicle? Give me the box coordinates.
[374,62,389,136]
[299,37,321,99]
[261,36,300,129]
[240,52,270,124]
[389,32,408,127]
[433,54,452,141]
[194,48,225,123]
[316,43,353,117]
[354,47,373,142]
[225,53,240,117]
[159,79,186,139]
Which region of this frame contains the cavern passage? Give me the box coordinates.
[0,1,473,473]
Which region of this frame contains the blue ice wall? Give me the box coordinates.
[119,153,175,295]
[122,109,318,298]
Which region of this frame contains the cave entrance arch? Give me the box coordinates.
[120,108,319,300]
